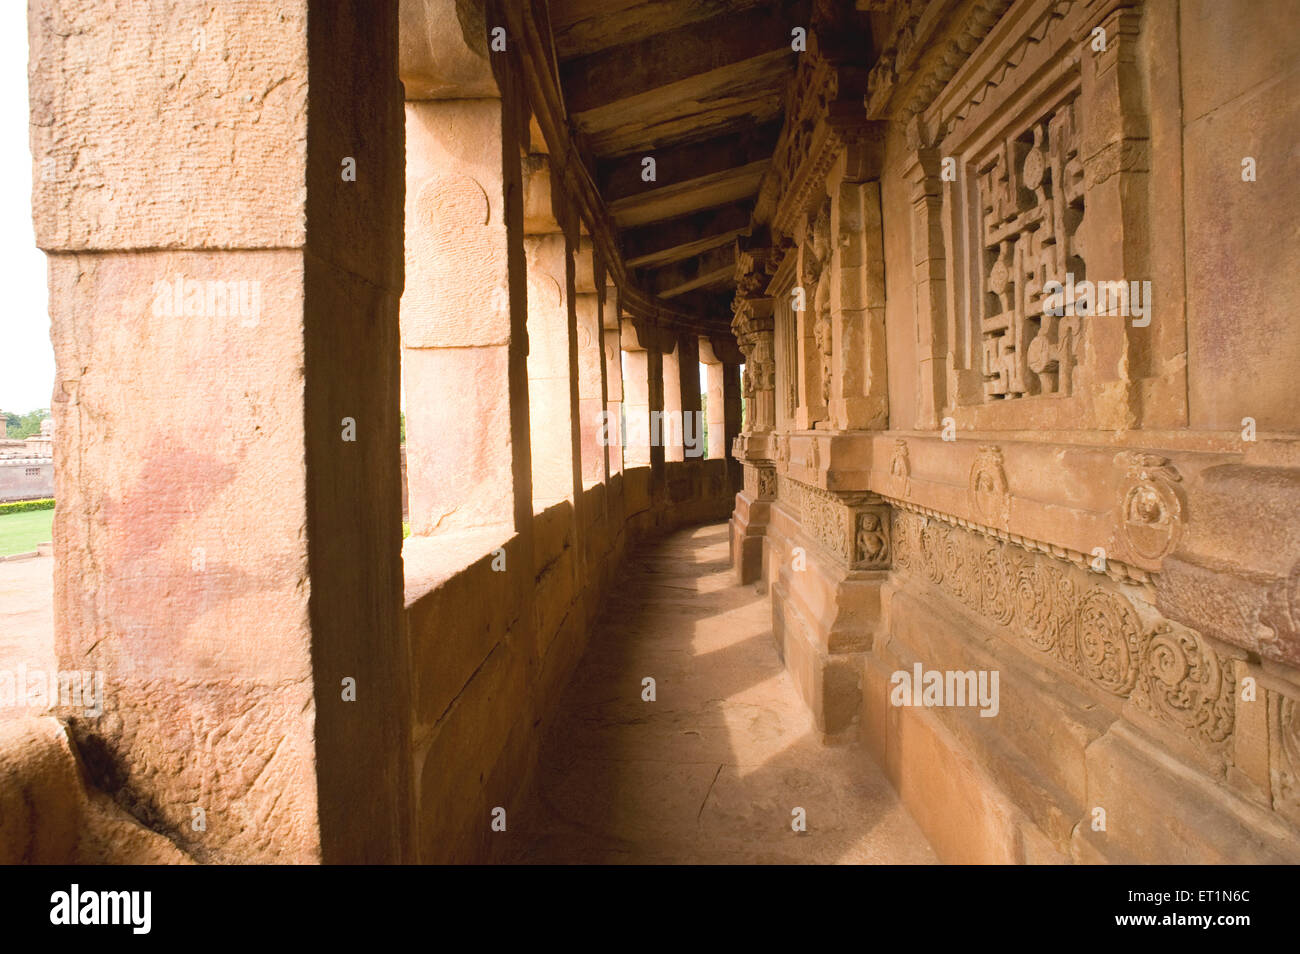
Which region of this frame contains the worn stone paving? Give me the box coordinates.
[0,555,56,721]
[506,522,937,864]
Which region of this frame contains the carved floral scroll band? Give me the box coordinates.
[891,509,1234,752]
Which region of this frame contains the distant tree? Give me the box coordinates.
[400,412,406,445]
[6,409,48,440]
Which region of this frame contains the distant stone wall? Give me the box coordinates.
[0,460,53,502]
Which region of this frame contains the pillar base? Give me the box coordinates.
[729,491,770,585]
[761,496,889,737]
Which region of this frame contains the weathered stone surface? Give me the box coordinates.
[0,717,188,864]
[20,0,1300,868]
[29,0,308,252]
[725,0,1300,864]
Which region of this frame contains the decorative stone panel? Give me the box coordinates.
[779,476,890,570]
[891,509,1238,765]
[1271,690,1300,826]
[855,508,891,569]
[977,96,1086,401]
[743,462,777,500]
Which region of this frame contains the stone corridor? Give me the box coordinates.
[507,524,935,864]
[10,0,1299,866]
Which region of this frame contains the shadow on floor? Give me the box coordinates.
[503,522,937,864]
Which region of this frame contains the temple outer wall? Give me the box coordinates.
[730,0,1300,864]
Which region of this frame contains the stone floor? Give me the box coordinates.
[505,522,937,864]
[0,554,56,720]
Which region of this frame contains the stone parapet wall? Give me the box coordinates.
[0,459,53,503]
[404,459,735,862]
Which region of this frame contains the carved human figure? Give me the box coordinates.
[857,511,887,565]
[807,204,833,406]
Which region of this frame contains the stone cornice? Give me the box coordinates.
[759,34,878,243]
[863,0,1015,122]
[920,0,1087,147]
[880,492,1153,585]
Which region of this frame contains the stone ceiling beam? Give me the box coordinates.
[572,56,791,157]
[558,6,798,115]
[642,245,737,299]
[597,121,782,202]
[487,0,734,341]
[609,160,770,228]
[622,202,753,269]
[550,0,774,60]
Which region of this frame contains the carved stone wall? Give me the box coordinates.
[743,462,777,501]
[891,507,1275,776]
[777,476,890,571]
[729,0,1300,862]
[976,96,1085,401]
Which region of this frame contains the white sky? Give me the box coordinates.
[0,4,53,415]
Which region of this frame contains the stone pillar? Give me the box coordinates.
[661,343,684,462]
[796,212,829,429]
[1074,3,1151,430]
[904,129,946,430]
[729,247,780,583]
[738,312,777,435]
[829,133,890,431]
[723,361,744,489]
[573,240,606,487]
[523,157,579,511]
[403,97,531,535]
[604,297,624,474]
[30,0,410,862]
[647,346,666,494]
[700,339,726,460]
[622,344,651,469]
[676,334,703,459]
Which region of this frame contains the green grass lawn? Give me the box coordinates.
[0,508,54,556]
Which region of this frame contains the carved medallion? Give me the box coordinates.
[1076,585,1145,697]
[1014,558,1064,655]
[1114,452,1185,568]
[968,445,1011,527]
[405,174,496,349]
